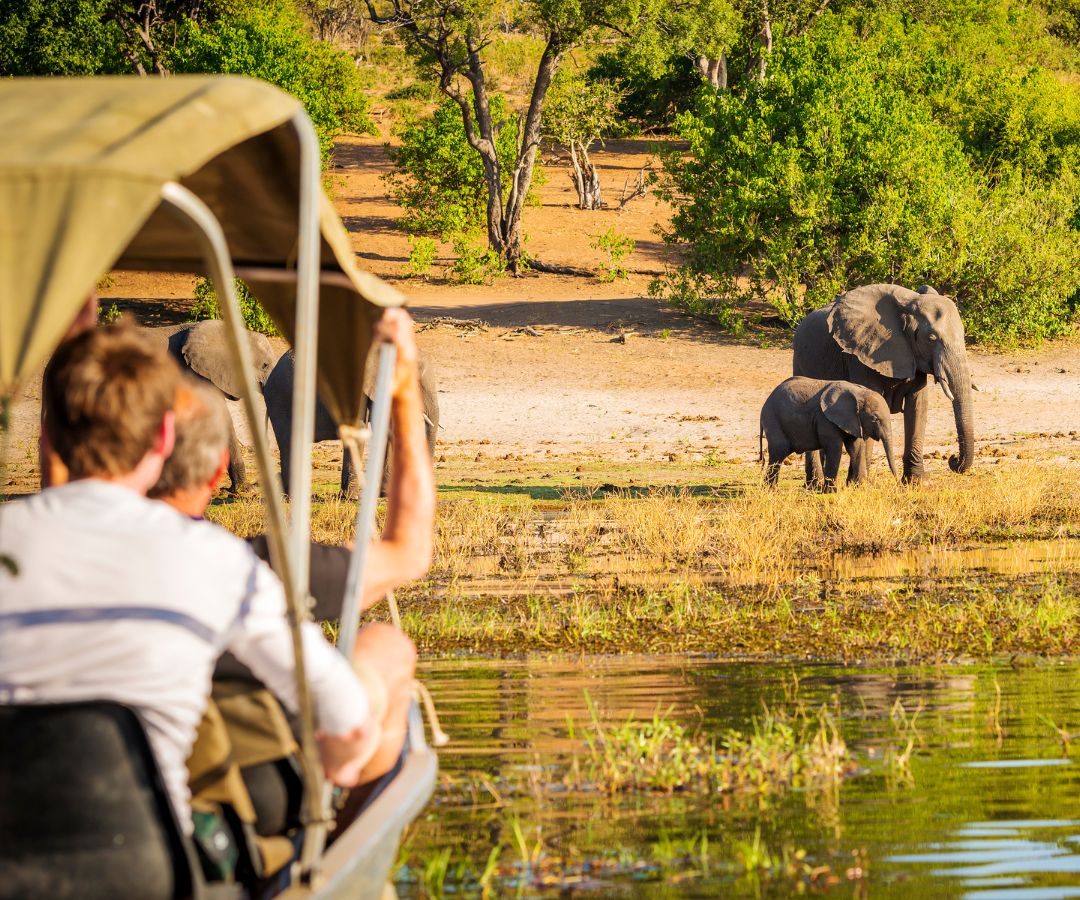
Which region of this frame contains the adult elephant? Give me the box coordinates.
[264,349,440,499]
[793,284,974,484]
[163,320,278,493]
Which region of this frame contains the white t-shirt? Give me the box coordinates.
[0,480,369,832]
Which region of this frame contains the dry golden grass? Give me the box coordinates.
[207,464,1080,592]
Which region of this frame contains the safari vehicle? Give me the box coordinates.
[0,77,437,899]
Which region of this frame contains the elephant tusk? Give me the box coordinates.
[938,377,954,402]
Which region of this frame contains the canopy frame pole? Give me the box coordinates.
[158,180,326,883]
[338,342,396,660]
[300,342,398,876]
[289,110,334,886]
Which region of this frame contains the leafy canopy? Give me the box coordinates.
[656,6,1080,346]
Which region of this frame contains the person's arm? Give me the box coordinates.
[359,309,436,609]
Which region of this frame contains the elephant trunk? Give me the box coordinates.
[880,426,900,482]
[936,344,975,473]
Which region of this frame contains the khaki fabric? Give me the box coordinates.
[0,75,402,426]
[187,687,300,878]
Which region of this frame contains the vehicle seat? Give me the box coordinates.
[0,701,203,900]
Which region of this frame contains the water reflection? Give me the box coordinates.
[403,657,1080,898]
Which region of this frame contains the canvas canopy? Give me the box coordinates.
[0,75,402,428]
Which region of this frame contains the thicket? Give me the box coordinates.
[654,5,1080,346]
[0,0,373,156]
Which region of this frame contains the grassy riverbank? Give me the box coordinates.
[206,461,1080,661]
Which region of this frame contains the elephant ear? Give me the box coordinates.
[826,284,917,380]
[820,383,862,438]
[182,320,272,401]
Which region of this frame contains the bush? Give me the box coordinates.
[407,236,439,278]
[655,13,1080,345]
[450,234,506,285]
[0,0,125,75]
[169,0,375,158]
[189,278,279,336]
[589,48,701,130]
[592,228,635,281]
[386,96,538,238]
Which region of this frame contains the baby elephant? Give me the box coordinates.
[760,377,899,492]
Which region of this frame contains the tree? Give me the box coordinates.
[364,0,615,270]
[542,73,624,209]
[386,96,526,237]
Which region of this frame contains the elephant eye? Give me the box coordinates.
[928,333,938,341]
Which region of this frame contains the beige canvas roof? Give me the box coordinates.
[0,75,402,427]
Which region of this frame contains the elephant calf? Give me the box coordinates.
[759,377,899,492]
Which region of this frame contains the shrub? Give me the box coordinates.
[169,0,375,158]
[0,0,125,75]
[592,228,635,281]
[407,237,439,278]
[450,234,506,285]
[589,46,701,130]
[189,278,279,336]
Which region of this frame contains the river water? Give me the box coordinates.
[398,657,1080,898]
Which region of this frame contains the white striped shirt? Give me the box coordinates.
[0,480,369,831]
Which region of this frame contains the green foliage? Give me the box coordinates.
[407,236,439,277]
[189,278,279,336]
[589,48,701,128]
[592,228,635,281]
[450,234,507,284]
[98,303,122,325]
[656,10,1080,345]
[0,0,125,75]
[386,97,530,238]
[543,71,626,147]
[169,0,374,157]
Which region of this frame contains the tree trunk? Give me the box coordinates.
[568,141,602,209]
[695,53,728,89]
[499,39,563,270]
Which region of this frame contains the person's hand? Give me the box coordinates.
[373,308,420,401]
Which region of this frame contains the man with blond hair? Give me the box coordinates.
[0,321,424,836]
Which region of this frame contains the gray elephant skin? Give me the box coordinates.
[793,283,974,484]
[264,350,440,499]
[159,320,277,493]
[759,377,899,492]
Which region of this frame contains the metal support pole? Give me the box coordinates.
[288,110,333,884]
[158,185,324,831]
[338,342,396,660]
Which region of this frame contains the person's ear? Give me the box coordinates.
[156,411,176,460]
[209,448,229,492]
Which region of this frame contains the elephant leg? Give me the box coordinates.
[277,435,291,499]
[844,437,863,486]
[903,387,929,484]
[341,444,361,501]
[820,434,844,493]
[765,438,790,488]
[804,451,824,489]
[226,423,247,494]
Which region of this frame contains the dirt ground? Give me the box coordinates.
[7,132,1080,492]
